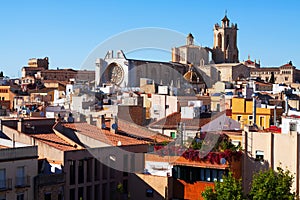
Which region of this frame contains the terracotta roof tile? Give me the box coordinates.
[118,119,172,143]
[60,123,149,146]
[31,133,77,151]
[149,112,224,130]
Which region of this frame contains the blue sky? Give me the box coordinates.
[0,0,299,77]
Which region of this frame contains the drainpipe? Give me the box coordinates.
[274,105,277,126]
[252,93,257,126]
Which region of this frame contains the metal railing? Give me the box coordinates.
[0,179,12,191]
[15,176,30,188]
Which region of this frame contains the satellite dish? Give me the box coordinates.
[117,141,122,146]
[220,158,226,165]
[112,123,118,130]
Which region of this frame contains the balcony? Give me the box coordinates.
[15,176,30,188]
[35,173,65,186]
[152,132,243,167]
[0,179,12,191]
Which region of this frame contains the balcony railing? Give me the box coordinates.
[0,179,12,191]
[15,176,30,188]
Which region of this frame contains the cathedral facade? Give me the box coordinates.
[95,15,251,90]
[95,50,199,89]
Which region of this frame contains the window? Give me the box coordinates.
[248,115,253,125]
[94,184,100,200]
[0,169,6,189]
[78,160,84,184]
[44,193,51,200]
[212,170,218,182]
[78,187,84,200]
[170,132,176,139]
[200,168,205,181]
[87,186,92,200]
[218,170,225,182]
[174,166,227,183]
[217,33,222,48]
[110,182,116,199]
[255,150,264,161]
[69,189,75,200]
[69,160,75,185]
[259,116,265,129]
[290,123,297,131]
[87,159,92,182]
[285,77,289,81]
[102,183,107,200]
[94,159,100,181]
[16,166,25,186]
[205,169,211,182]
[16,194,24,200]
[58,191,62,200]
[123,180,128,193]
[237,115,242,122]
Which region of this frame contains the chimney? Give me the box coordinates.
[17,118,25,133]
[96,115,106,129]
[86,114,93,125]
[110,116,118,134]
[252,93,257,126]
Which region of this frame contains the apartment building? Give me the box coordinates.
[0,146,38,200]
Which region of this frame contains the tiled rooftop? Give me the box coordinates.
[145,154,228,169]
[117,119,172,143]
[60,122,149,146]
[31,133,77,151]
[149,112,224,130]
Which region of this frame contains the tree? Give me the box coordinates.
[0,71,3,78]
[202,172,245,200]
[249,167,295,200]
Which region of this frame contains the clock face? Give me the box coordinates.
[108,64,124,85]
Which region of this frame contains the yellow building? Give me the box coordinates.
[0,85,10,101]
[0,85,16,111]
[231,98,283,129]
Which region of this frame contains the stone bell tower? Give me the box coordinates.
[212,14,239,64]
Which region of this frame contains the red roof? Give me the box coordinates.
[118,119,172,143]
[149,112,225,130]
[31,133,77,151]
[60,122,150,146]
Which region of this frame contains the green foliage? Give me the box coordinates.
[202,187,217,200]
[202,167,295,200]
[249,167,295,200]
[202,172,245,200]
[191,138,202,150]
[116,183,124,193]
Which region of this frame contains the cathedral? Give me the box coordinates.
[95,15,250,90]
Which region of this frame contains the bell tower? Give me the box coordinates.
[212,14,239,64]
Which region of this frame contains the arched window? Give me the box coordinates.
[217,33,222,49]
[226,35,230,48]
